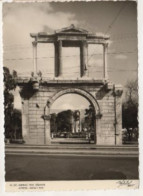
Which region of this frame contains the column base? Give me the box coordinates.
[96,134,122,145]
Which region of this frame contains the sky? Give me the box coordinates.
[51,94,90,112]
[2,1,138,110]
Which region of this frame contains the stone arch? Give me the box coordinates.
[43,88,102,145]
[46,88,100,114]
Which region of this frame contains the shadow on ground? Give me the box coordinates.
[5,155,138,181]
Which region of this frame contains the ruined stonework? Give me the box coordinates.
[18,25,123,145]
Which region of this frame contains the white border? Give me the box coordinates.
[0,0,143,195]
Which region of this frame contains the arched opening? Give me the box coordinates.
[49,93,96,143]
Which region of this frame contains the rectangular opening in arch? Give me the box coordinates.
[37,43,54,77]
[61,47,80,78]
[88,44,103,79]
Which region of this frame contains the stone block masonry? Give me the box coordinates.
[18,25,123,145]
[20,81,122,145]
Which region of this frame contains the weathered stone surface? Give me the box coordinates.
[20,76,122,145]
[18,26,123,145]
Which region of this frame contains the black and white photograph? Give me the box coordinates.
[1,0,141,191]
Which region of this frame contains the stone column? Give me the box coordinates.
[75,121,79,133]
[43,104,51,145]
[58,40,62,76]
[71,118,74,133]
[54,42,59,77]
[32,41,37,75]
[80,41,87,77]
[103,43,108,80]
[44,115,51,145]
[95,113,102,145]
[113,85,123,145]
[115,96,122,145]
[21,99,29,143]
[85,44,89,77]
[79,118,82,132]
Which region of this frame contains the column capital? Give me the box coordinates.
[103,42,108,48]
[42,114,51,121]
[81,40,88,46]
[32,41,37,47]
[57,40,62,44]
[95,113,102,119]
[113,84,123,97]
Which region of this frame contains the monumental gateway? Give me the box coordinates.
[18,24,123,145]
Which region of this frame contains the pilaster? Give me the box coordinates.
[103,43,108,80]
[32,41,37,75]
[58,40,62,76]
[80,41,87,77]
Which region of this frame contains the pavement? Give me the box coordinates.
[5,154,139,181]
[5,144,139,181]
[5,144,139,157]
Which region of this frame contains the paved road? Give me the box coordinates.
[5,154,139,181]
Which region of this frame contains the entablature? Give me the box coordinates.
[17,77,107,86]
[30,24,109,45]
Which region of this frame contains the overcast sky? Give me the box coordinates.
[2,1,138,110]
[51,94,89,112]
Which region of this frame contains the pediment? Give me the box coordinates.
[56,24,88,34]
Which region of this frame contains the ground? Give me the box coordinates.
[5,154,138,181]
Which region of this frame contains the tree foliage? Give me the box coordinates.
[84,104,95,131]
[50,113,57,133]
[122,79,138,130]
[125,79,138,106]
[4,67,18,138]
[56,110,73,132]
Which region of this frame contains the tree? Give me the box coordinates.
[50,113,57,133]
[125,79,138,106]
[11,109,22,139]
[56,110,73,132]
[83,104,95,132]
[122,79,138,140]
[4,67,17,139]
